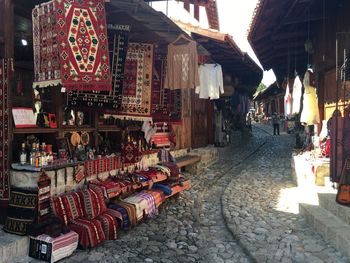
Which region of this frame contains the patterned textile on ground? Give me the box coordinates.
[78,187,107,219]
[107,203,130,229]
[51,192,84,226]
[32,0,111,91]
[96,209,118,240]
[29,231,79,263]
[152,183,172,196]
[3,187,38,235]
[134,192,158,217]
[330,115,350,183]
[195,63,224,99]
[68,24,130,109]
[164,36,199,90]
[68,217,105,248]
[141,189,165,208]
[122,195,148,221]
[110,200,137,227]
[115,43,154,121]
[0,58,13,209]
[37,170,51,223]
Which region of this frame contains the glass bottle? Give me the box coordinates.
[20,143,27,165]
[30,143,37,166]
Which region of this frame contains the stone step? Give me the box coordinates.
[318,193,350,225]
[0,229,29,263]
[299,203,350,259]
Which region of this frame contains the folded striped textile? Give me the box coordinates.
[69,217,105,248]
[110,200,137,227]
[142,190,165,208]
[29,231,79,263]
[89,179,123,199]
[122,195,148,221]
[107,203,130,229]
[134,192,158,217]
[152,183,172,196]
[96,210,118,240]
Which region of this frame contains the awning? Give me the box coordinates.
[248,0,324,82]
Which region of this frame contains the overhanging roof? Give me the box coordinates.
[175,20,263,95]
[253,81,283,101]
[248,0,325,82]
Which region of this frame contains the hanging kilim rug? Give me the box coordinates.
[116,43,154,120]
[0,58,13,208]
[67,24,130,109]
[32,0,111,91]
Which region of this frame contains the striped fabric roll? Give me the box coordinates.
[135,192,158,217]
[29,231,79,263]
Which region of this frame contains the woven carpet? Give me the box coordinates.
[68,24,130,109]
[116,42,154,120]
[0,58,13,210]
[151,58,182,121]
[32,0,111,91]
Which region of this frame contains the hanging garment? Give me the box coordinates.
[284,83,293,117]
[195,64,224,99]
[292,76,302,114]
[319,120,328,140]
[300,70,320,125]
[164,38,200,90]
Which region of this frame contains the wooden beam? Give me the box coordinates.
[271,31,308,41]
[282,14,323,25]
[194,4,200,21]
[184,0,190,12]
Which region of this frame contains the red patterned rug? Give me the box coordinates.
[117,43,154,120]
[32,0,111,91]
[0,58,13,209]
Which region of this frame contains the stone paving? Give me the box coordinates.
[17,123,348,263]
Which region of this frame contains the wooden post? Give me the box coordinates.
[184,0,190,12]
[194,4,200,21]
[3,0,14,59]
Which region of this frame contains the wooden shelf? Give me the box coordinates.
[13,128,58,134]
[98,125,122,132]
[62,126,95,132]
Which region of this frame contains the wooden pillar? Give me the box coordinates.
[184,0,190,12]
[194,4,200,21]
[3,0,14,59]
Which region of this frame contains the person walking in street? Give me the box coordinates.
[272,112,280,135]
[246,112,252,131]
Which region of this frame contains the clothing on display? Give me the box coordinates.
[164,36,200,90]
[292,76,302,114]
[284,83,293,117]
[300,70,320,125]
[195,64,224,99]
[32,0,111,91]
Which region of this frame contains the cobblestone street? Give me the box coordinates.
[21,124,348,263]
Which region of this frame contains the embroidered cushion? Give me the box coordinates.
[96,209,119,240]
[51,192,84,226]
[79,187,107,219]
[69,218,105,248]
[3,187,38,235]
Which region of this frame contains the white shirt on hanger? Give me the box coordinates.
[195,63,224,99]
